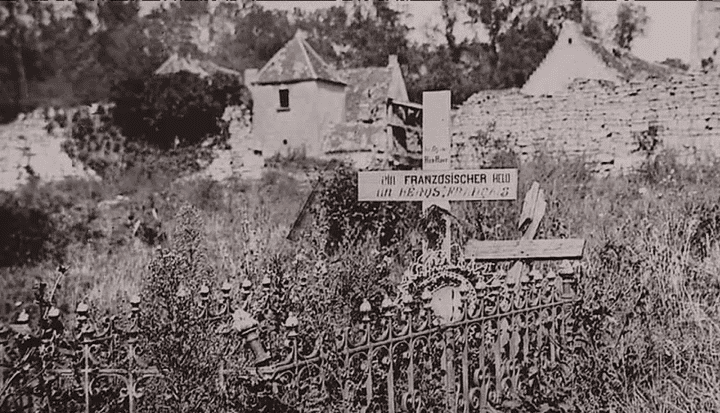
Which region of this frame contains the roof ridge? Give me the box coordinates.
[298,36,319,80]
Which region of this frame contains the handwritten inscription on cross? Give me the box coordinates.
[358,90,518,257]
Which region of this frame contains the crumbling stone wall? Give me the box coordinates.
[0,109,98,191]
[452,73,720,172]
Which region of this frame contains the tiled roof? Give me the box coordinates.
[155,54,241,78]
[337,67,392,122]
[585,37,679,81]
[256,31,345,85]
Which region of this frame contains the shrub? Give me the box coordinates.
[62,107,127,180]
[0,180,103,267]
[110,71,251,149]
[313,163,425,256]
[140,204,229,412]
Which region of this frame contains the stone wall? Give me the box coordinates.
[0,109,98,192]
[451,73,720,172]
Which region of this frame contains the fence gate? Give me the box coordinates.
[233,182,585,412]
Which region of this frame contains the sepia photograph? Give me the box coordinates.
[0,0,717,412]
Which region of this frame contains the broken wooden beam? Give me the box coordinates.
[464,238,585,261]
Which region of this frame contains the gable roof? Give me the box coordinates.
[583,36,678,81]
[155,53,241,78]
[255,31,346,85]
[522,21,681,95]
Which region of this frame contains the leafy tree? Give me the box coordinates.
[494,16,556,88]
[340,1,410,68]
[404,42,494,105]
[213,4,295,73]
[581,4,601,38]
[0,0,56,108]
[110,71,249,149]
[613,2,648,51]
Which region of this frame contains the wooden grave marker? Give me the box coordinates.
[358,90,519,256]
[358,90,519,322]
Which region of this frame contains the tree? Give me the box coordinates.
[213,4,295,73]
[463,0,531,69]
[581,5,600,38]
[613,3,648,51]
[494,16,556,88]
[0,0,55,107]
[341,0,410,68]
[110,72,249,149]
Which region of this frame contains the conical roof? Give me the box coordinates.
[255,30,345,85]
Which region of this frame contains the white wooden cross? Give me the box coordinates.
[358,90,519,258]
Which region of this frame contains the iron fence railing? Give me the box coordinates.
[231,249,581,413]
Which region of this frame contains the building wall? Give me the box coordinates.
[690,2,720,70]
[452,73,720,173]
[522,25,621,96]
[252,80,345,157]
[316,81,347,154]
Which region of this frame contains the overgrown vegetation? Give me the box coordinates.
[3,149,720,411]
[110,71,250,149]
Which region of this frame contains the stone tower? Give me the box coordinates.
[691,1,720,69]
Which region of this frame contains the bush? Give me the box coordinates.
[313,163,425,256]
[63,107,127,180]
[0,180,103,267]
[140,204,228,412]
[110,71,251,149]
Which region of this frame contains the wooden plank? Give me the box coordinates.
[357,169,518,202]
[464,238,585,260]
[507,182,547,284]
[422,91,451,212]
[389,99,423,110]
[422,91,452,258]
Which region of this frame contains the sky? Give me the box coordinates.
[255,0,696,63]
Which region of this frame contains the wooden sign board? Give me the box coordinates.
[358,169,518,202]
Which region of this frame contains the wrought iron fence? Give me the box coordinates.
[228,247,582,413]
[0,277,244,413]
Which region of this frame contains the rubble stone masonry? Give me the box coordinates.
[451,73,720,172]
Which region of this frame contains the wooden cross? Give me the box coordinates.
[464,182,586,285]
[358,91,519,259]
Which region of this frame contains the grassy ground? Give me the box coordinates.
[2,151,720,411]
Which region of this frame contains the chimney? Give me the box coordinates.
[244,68,259,87]
[388,55,399,68]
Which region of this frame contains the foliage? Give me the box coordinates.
[313,163,425,256]
[63,107,127,180]
[110,71,249,149]
[214,4,296,73]
[0,0,166,110]
[333,1,410,69]
[659,58,689,72]
[140,204,229,413]
[0,179,102,267]
[613,3,648,51]
[494,16,557,88]
[404,42,492,105]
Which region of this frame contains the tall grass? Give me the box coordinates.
[2,151,720,411]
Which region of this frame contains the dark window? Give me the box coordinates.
[568,37,573,45]
[279,88,289,109]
